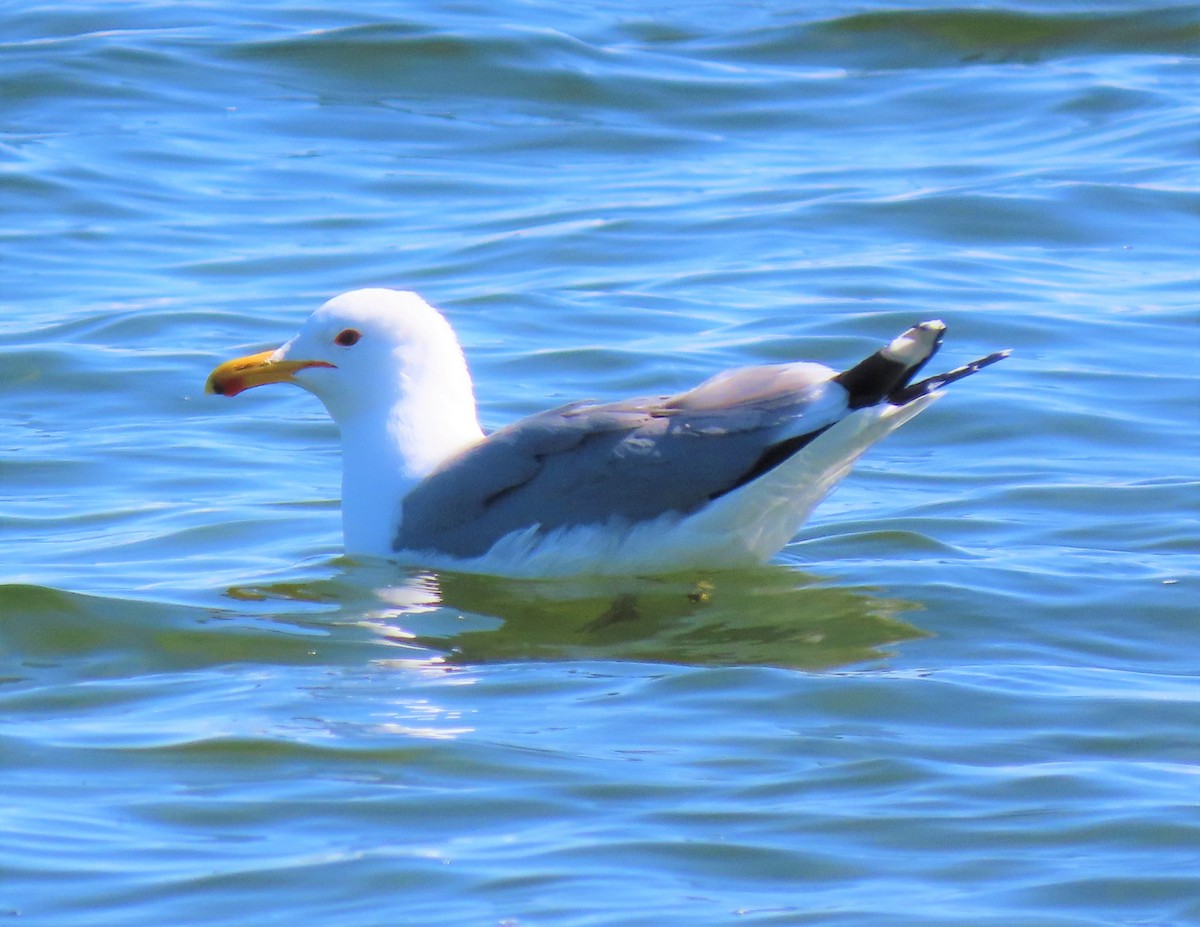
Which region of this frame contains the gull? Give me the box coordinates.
[207,288,1007,577]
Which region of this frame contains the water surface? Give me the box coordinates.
[1,2,1198,924]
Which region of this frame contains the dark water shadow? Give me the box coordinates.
[228,562,929,671]
[0,565,927,683]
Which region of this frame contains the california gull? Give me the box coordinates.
[206,288,1007,576]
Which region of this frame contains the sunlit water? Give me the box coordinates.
[2,2,1198,925]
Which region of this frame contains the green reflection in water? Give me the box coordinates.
[229,562,928,671]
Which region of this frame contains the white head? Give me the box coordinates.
[279,290,475,425]
[207,288,485,555]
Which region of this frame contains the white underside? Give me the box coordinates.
[390,393,940,578]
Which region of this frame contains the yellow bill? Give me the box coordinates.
[206,349,334,397]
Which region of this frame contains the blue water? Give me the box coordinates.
[2,2,1198,924]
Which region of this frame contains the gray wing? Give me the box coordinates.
[395,362,847,559]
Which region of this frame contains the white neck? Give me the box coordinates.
[334,416,395,557]
[334,352,484,558]
[291,290,487,557]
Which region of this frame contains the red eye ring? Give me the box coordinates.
[334,328,361,347]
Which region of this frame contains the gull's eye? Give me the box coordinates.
[334,328,361,347]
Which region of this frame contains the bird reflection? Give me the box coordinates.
[225,560,928,671]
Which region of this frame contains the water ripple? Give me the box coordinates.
[2,1,1199,924]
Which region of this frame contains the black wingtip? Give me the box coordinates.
[832,320,946,410]
[888,348,1011,405]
